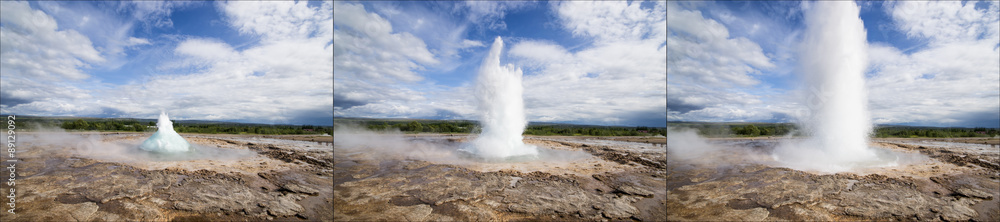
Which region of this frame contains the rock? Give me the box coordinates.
[454,202,499,221]
[601,196,639,218]
[263,195,305,217]
[940,201,977,221]
[56,202,100,222]
[954,187,992,199]
[282,183,319,195]
[616,185,654,197]
[388,204,433,221]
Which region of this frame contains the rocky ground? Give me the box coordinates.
[667,138,1000,221]
[333,135,667,221]
[0,132,333,221]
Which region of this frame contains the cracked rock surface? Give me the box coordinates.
[0,132,333,222]
[334,135,667,221]
[668,138,1000,221]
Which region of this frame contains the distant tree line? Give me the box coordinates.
[350,119,667,137]
[670,122,999,138]
[872,126,999,138]
[668,123,799,138]
[62,119,149,132]
[730,124,795,137]
[59,118,331,135]
[363,120,477,133]
[524,125,665,137]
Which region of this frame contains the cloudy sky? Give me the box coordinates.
[0,1,333,125]
[668,1,1000,127]
[334,1,667,127]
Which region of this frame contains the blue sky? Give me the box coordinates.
[668,1,1000,127]
[0,1,333,125]
[333,1,667,127]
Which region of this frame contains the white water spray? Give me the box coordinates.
[140,111,191,153]
[773,1,893,172]
[467,37,538,160]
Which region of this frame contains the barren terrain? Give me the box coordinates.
[667,138,999,221]
[0,132,333,221]
[333,135,667,221]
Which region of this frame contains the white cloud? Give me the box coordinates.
[460,39,485,48]
[667,2,774,87]
[127,37,151,46]
[34,1,172,71]
[3,1,334,125]
[0,1,107,115]
[555,1,665,42]
[867,2,1000,126]
[502,1,666,126]
[666,2,785,123]
[333,1,437,83]
[116,1,337,123]
[861,1,1000,126]
[333,2,474,120]
[889,1,1000,45]
[509,40,570,67]
[118,1,196,29]
[458,1,532,30]
[221,1,332,42]
[175,38,237,61]
[0,1,105,81]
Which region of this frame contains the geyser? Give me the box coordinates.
[140,112,191,153]
[466,36,538,160]
[773,1,892,172]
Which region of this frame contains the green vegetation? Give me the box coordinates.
[335,118,667,137]
[667,122,799,138]
[172,123,331,135]
[62,118,149,132]
[872,126,999,138]
[524,125,665,136]
[6,116,332,135]
[668,121,1000,138]
[343,119,477,133]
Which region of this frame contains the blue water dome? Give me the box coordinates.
[140,112,191,152]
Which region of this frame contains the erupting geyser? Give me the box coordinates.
[773,1,894,172]
[466,36,538,160]
[140,111,191,153]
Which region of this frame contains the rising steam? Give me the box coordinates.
[465,37,539,160]
[773,1,893,172]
